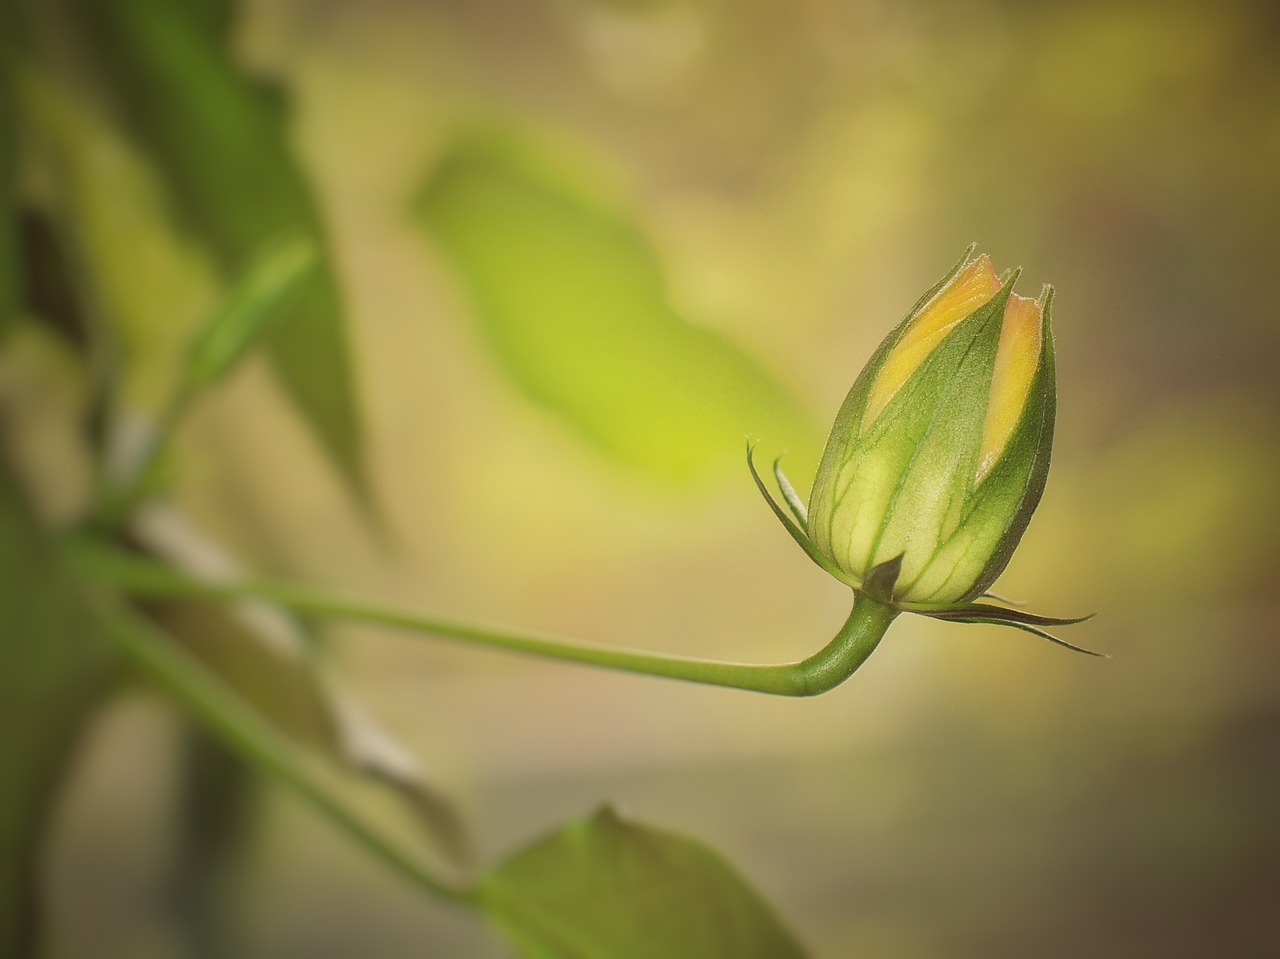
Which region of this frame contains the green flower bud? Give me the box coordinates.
[750,247,1094,652]
[805,248,1056,606]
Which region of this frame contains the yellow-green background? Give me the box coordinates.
[24,0,1280,956]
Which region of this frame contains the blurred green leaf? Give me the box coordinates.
[0,463,116,954]
[69,0,365,491]
[0,86,17,341]
[415,133,815,483]
[480,806,808,958]
[0,5,18,54]
[15,65,216,419]
[0,323,95,526]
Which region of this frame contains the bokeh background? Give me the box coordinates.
[6,0,1280,956]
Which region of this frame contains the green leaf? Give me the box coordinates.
[0,462,116,954]
[69,0,365,491]
[414,132,815,483]
[480,806,808,958]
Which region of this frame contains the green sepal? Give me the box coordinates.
[979,590,1026,607]
[908,601,1092,628]
[772,457,808,532]
[853,278,1017,585]
[859,554,903,605]
[926,615,1104,657]
[747,443,847,583]
[808,247,983,563]
[910,600,1101,656]
[896,283,1056,603]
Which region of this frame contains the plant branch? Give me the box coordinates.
[75,541,898,697]
[95,384,194,526]
[93,594,473,904]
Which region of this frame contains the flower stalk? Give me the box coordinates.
[73,539,897,697]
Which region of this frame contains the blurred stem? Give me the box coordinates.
[92,235,317,530]
[96,597,472,905]
[170,726,257,959]
[94,383,194,528]
[76,542,899,696]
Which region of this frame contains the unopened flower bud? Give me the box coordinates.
[750,247,1094,651]
[747,247,1059,609]
[805,248,1055,606]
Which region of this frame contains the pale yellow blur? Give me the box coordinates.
[862,254,1001,429]
[976,293,1043,482]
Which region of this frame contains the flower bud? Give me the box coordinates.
[805,248,1055,606]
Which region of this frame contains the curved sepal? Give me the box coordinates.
[771,457,808,532]
[979,590,1027,607]
[860,554,903,605]
[911,601,1103,656]
[746,443,846,582]
[910,602,1093,628]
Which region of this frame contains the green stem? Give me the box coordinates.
[75,542,898,697]
[94,384,193,528]
[94,596,473,904]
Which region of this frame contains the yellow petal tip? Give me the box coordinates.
[863,255,1003,428]
[976,293,1044,482]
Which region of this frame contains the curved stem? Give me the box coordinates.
[74,541,899,697]
[790,595,899,695]
[96,596,472,903]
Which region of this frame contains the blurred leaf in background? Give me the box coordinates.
[0,80,18,342]
[66,0,366,493]
[415,130,818,484]
[0,463,115,955]
[14,64,216,436]
[481,806,807,958]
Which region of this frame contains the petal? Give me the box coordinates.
[862,254,1002,429]
[977,292,1043,482]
